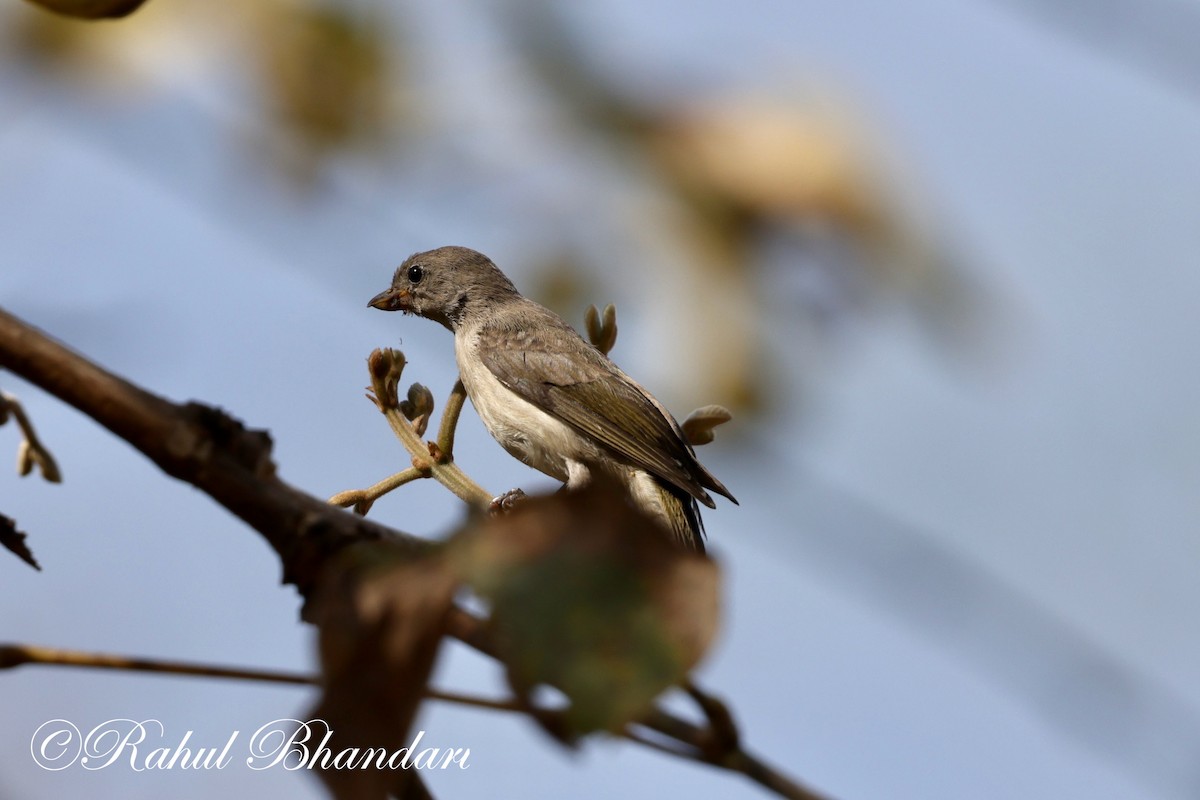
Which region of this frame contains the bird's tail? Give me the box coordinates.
[622,469,707,552]
[656,480,707,553]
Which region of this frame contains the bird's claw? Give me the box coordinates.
[489,488,527,515]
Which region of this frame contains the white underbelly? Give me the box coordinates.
[456,340,599,484]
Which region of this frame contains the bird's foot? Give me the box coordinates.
[489,488,527,515]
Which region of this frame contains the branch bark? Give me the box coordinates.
[0,307,428,600]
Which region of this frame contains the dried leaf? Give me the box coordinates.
[453,480,720,740]
[1,514,40,571]
[308,544,458,799]
[681,405,733,446]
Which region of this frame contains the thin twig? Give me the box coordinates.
[329,465,428,515]
[619,726,696,759]
[334,352,491,511]
[0,390,62,482]
[0,643,523,714]
[684,679,741,754]
[0,642,314,684]
[436,379,468,457]
[723,749,832,800]
[378,401,490,507]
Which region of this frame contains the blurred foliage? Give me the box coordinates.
[2,0,1000,419]
[6,0,399,179]
[20,0,146,20]
[527,253,604,325]
[252,1,394,182]
[310,480,719,749]
[310,543,455,800]
[7,4,115,71]
[505,0,999,413]
[454,480,719,740]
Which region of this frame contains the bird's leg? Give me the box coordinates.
[488,488,527,515]
[491,459,591,512]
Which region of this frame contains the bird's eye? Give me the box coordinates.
[406,265,424,284]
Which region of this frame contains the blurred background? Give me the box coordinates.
[2,0,1199,798]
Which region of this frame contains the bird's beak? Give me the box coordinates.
[368,286,409,311]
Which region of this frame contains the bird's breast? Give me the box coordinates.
[455,329,595,484]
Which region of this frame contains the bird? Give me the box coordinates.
[367,246,736,551]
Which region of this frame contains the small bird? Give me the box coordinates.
[368,246,736,551]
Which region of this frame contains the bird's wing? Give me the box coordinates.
[477,316,732,507]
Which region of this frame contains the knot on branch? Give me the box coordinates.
[179,402,277,479]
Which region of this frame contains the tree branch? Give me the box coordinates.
[0,307,428,601]
[0,306,827,800]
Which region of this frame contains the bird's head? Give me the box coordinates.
[368,246,519,331]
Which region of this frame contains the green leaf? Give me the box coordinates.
[454,480,720,740]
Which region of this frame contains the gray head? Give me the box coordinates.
[368,246,520,330]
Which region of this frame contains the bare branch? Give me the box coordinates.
[0,643,523,713]
[329,465,428,515]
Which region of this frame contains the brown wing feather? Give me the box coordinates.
[477,313,735,507]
